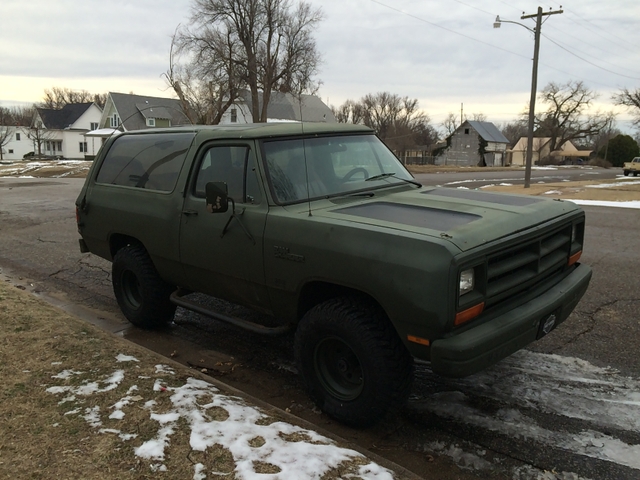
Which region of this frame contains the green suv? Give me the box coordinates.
[76,123,592,426]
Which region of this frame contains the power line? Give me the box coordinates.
[541,33,640,81]
[367,0,531,60]
[365,0,637,91]
[542,25,640,77]
[564,7,640,52]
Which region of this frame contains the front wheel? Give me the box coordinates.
[112,245,176,328]
[623,170,630,176]
[294,297,413,427]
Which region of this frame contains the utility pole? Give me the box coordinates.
[521,6,562,188]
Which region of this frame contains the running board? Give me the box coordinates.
[170,290,292,336]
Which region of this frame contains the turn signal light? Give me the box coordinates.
[407,335,430,346]
[454,302,485,326]
[568,251,582,266]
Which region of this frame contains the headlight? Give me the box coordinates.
[459,268,475,296]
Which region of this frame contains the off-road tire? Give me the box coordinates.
[294,296,413,427]
[623,170,630,176]
[112,245,176,328]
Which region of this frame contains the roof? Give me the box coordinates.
[108,92,190,130]
[463,121,510,144]
[36,103,94,130]
[117,122,371,140]
[238,91,336,123]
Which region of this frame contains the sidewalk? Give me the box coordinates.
[0,279,419,480]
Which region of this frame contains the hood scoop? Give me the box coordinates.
[333,202,481,231]
[423,187,543,206]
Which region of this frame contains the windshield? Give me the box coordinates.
[262,134,415,203]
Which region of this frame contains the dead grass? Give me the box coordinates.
[0,280,401,480]
[406,164,516,174]
[481,179,640,201]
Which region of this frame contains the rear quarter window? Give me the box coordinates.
[96,132,196,192]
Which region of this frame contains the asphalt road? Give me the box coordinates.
[1,175,639,479]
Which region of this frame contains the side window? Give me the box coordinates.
[194,145,261,204]
[96,132,195,192]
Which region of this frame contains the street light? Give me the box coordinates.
[494,7,562,188]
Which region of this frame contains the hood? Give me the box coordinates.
[316,187,581,252]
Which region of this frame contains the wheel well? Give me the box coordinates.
[109,234,144,259]
[297,281,384,320]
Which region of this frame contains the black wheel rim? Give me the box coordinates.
[314,337,364,401]
[121,270,142,310]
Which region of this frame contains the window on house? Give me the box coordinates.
[464,128,470,134]
[230,109,238,123]
[57,141,62,151]
[90,122,99,130]
[8,149,13,154]
[15,133,21,141]
[46,141,51,151]
[110,114,121,128]
[146,118,156,127]
[79,142,88,153]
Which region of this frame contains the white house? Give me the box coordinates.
[219,91,336,124]
[0,126,33,161]
[32,103,103,160]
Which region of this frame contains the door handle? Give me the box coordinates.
[182,209,198,216]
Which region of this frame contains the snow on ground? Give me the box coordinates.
[46,357,394,480]
[416,350,640,472]
[569,200,640,209]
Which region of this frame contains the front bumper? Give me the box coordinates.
[430,263,592,377]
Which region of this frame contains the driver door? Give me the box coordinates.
[179,142,270,311]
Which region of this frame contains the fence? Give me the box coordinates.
[400,155,437,166]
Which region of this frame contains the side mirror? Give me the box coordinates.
[205,181,229,213]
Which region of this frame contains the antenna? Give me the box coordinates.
[298,94,312,217]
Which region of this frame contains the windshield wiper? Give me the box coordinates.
[365,172,422,188]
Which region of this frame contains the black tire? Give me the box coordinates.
[112,245,176,328]
[294,297,413,427]
[623,170,630,176]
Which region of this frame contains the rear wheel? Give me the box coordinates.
[112,245,176,328]
[624,170,630,176]
[294,296,413,427]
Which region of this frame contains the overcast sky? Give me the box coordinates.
[2,0,640,131]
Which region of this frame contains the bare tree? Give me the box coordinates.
[165,27,244,125]
[470,113,487,122]
[500,119,528,147]
[170,0,323,124]
[613,87,640,128]
[533,80,615,155]
[0,107,13,161]
[331,99,364,124]
[332,93,438,156]
[441,113,460,137]
[25,113,56,157]
[40,87,107,109]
